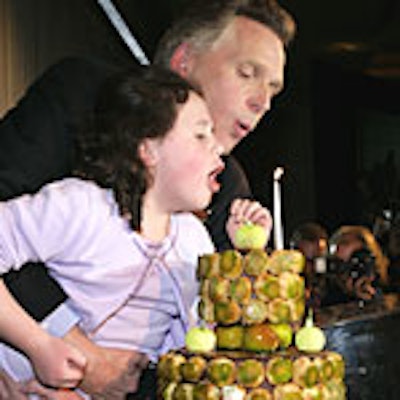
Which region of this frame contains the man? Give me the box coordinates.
[154,0,293,250]
[0,0,295,397]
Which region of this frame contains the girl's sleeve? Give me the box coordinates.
[0,179,94,273]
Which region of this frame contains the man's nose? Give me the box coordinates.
[247,86,271,114]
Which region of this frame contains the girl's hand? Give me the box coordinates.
[0,280,86,389]
[226,199,272,248]
[28,334,87,388]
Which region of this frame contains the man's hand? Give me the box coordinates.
[82,347,148,399]
[64,327,149,399]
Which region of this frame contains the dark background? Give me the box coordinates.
[1,0,399,241]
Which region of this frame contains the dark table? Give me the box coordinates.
[316,294,400,400]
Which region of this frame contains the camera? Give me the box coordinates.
[314,249,376,279]
[311,249,377,304]
[314,249,375,279]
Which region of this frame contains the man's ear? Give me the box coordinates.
[138,139,159,167]
[170,42,193,77]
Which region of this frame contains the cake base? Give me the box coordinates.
[158,347,346,399]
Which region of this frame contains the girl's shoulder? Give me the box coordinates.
[173,212,215,254]
[39,178,116,216]
[44,177,98,191]
[43,178,107,200]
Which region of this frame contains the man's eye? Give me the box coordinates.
[238,65,255,78]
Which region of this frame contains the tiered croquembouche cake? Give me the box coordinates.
[157,223,346,400]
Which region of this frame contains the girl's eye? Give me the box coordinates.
[195,133,208,140]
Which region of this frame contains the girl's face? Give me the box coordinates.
[149,92,224,212]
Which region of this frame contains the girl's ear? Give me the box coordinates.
[170,42,194,77]
[138,139,159,167]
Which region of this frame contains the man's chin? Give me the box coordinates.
[224,138,240,154]
[220,145,234,155]
[215,136,235,155]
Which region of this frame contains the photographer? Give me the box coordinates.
[324,225,389,305]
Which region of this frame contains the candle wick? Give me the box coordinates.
[273,166,284,181]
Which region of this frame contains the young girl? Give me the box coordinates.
[0,66,271,398]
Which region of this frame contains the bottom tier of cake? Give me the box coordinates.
[157,347,346,400]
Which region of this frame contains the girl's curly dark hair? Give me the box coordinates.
[73,65,201,231]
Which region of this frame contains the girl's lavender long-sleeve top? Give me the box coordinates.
[0,178,214,360]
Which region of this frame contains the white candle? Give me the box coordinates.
[273,167,284,250]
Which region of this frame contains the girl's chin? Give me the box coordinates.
[184,191,213,214]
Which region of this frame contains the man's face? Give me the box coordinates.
[185,16,286,153]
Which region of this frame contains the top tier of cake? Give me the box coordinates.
[197,249,306,352]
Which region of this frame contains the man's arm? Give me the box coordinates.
[3,263,67,321]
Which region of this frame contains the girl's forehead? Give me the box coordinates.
[177,92,212,124]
